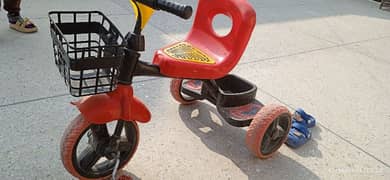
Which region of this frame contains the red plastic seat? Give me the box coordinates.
[153,0,256,79]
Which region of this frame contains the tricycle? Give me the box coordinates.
[49,0,292,179]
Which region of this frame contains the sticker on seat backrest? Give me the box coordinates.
[163,42,215,64]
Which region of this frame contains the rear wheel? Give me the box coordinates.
[170,78,198,105]
[246,104,291,159]
[61,114,139,179]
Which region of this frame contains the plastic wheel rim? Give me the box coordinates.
[260,114,290,155]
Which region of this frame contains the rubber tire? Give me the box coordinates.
[60,114,139,180]
[170,78,197,105]
[246,104,291,159]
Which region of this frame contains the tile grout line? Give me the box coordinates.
[240,35,390,65]
[0,93,68,109]
[317,123,390,168]
[257,87,390,168]
[0,77,161,109]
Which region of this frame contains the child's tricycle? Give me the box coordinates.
[49,0,292,179]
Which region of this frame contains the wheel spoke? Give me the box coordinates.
[276,125,285,138]
[261,133,272,153]
[94,159,115,172]
[272,117,280,130]
[118,137,132,152]
[91,124,110,140]
[79,146,101,170]
[113,121,125,137]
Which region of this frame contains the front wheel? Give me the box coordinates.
[246,104,291,159]
[61,115,139,179]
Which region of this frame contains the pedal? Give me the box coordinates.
[218,100,263,127]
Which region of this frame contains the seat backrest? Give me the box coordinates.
[186,0,256,72]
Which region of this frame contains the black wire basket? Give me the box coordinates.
[49,11,125,97]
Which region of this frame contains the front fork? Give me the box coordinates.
[72,84,148,179]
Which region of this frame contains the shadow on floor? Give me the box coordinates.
[178,102,320,180]
[289,124,323,158]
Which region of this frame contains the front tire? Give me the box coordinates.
[61,115,139,180]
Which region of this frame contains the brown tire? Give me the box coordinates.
[170,78,197,105]
[246,104,291,159]
[61,114,139,180]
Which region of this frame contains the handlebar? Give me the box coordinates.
[134,0,193,19]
